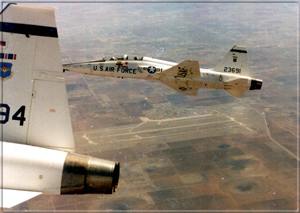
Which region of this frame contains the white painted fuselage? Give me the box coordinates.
[64,51,262,98]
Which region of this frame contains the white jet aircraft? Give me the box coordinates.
[63,45,262,98]
[0,4,119,208]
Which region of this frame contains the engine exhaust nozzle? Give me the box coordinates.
[61,153,119,194]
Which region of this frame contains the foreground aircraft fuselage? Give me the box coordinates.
[0,4,119,208]
[63,46,262,98]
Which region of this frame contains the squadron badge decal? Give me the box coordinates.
[0,62,13,80]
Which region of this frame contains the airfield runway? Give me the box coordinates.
[71,111,296,210]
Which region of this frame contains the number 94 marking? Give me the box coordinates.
[224,67,241,73]
[0,104,26,126]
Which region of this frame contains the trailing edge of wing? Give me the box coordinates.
[160,79,200,96]
[1,189,41,208]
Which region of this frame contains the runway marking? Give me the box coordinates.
[78,112,256,146]
[82,133,97,145]
[105,124,242,143]
[214,110,254,132]
[90,120,232,139]
[139,113,214,123]
[85,114,225,136]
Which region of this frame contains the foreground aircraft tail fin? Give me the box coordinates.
[159,60,200,95]
[1,4,74,152]
[214,45,251,76]
[1,6,120,208]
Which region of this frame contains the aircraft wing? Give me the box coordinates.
[1,189,41,208]
[159,60,201,95]
[160,60,201,78]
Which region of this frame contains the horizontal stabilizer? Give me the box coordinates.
[1,189,41,208]
[225,88,247,98]
[160,79,200,96]
[160,60,200,78]
[224,78,249,98]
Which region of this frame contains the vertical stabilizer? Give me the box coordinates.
[213,45,251,76]
[1,4,74,152]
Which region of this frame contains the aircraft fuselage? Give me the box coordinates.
[63,52,262,98]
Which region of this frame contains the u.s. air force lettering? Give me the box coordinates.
[93,65,137,74]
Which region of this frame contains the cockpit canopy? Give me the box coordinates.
[106,55,143,61]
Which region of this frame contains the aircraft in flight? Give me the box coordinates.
[0,4,119,208]
[63,45,262,98]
